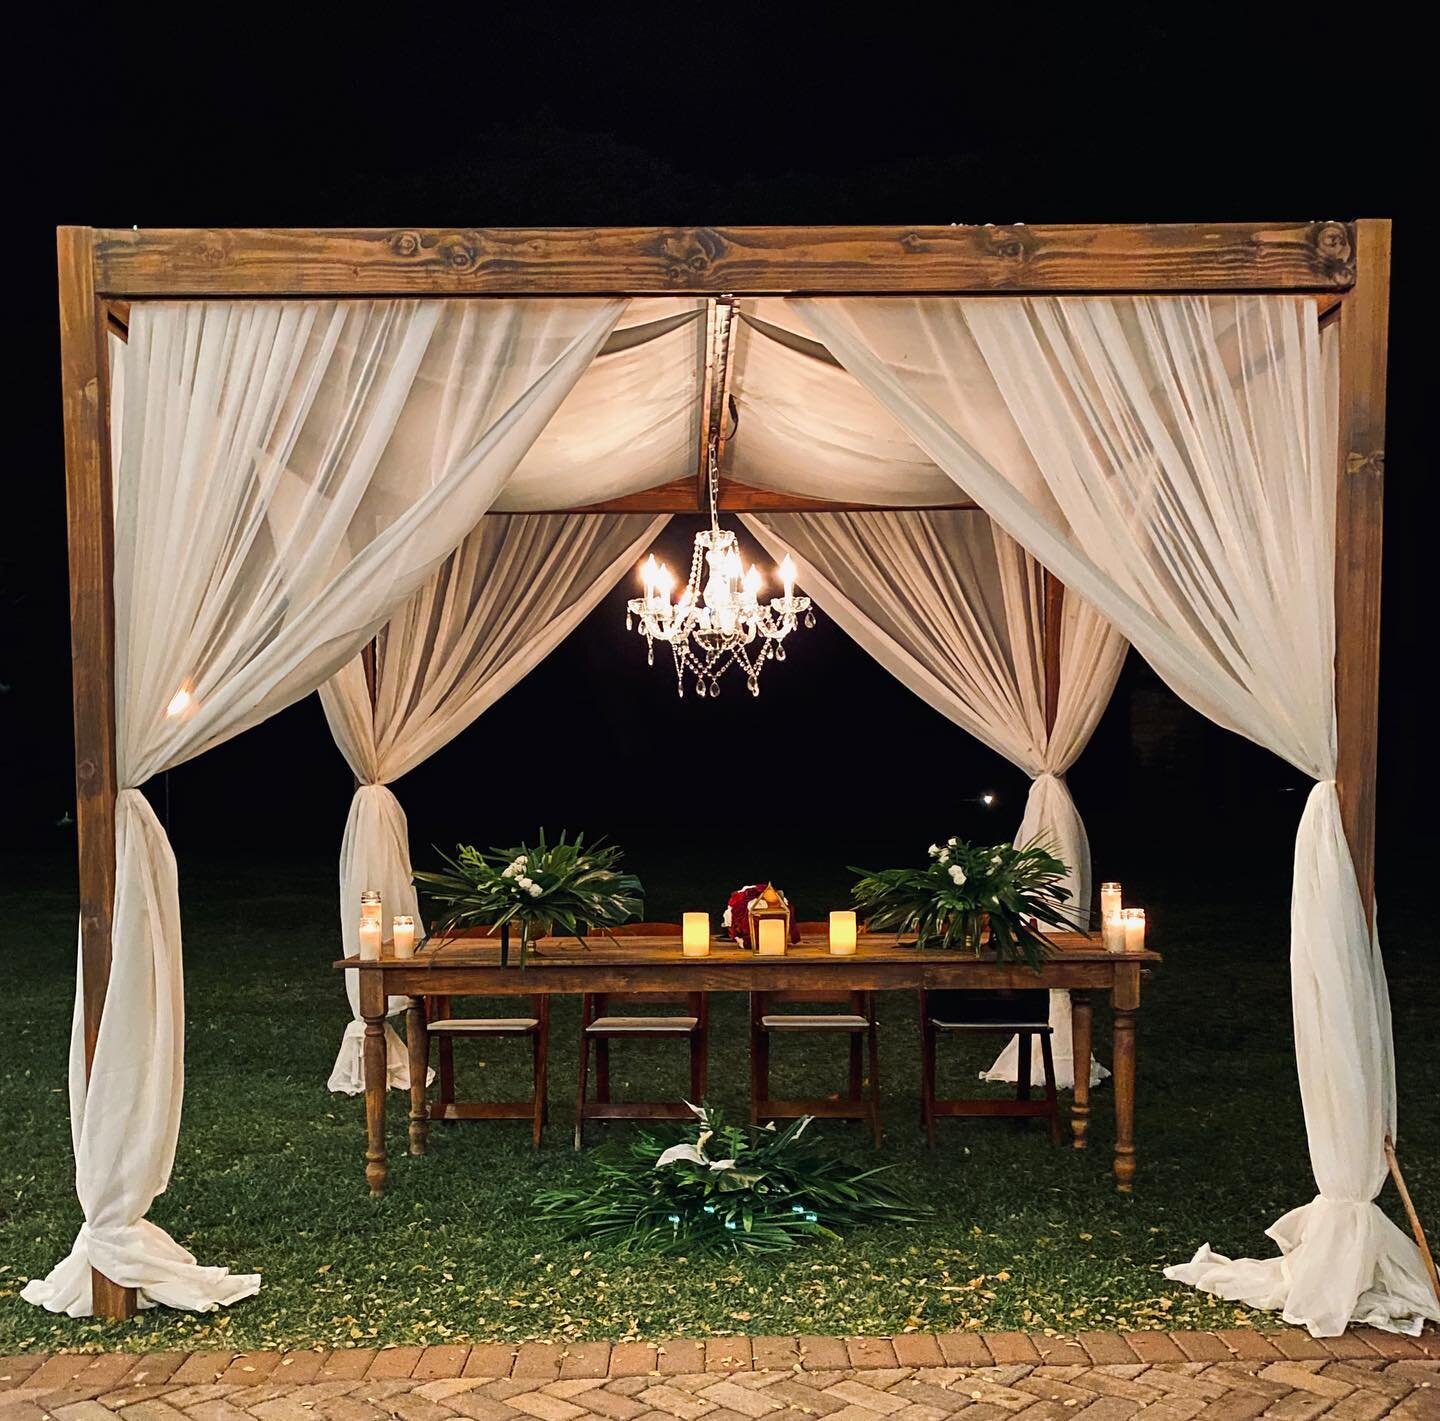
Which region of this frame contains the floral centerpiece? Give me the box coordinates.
[533,1102,922,1255]
[414,830,643,966]
[850,836,1077,969]
[723,882,799,946]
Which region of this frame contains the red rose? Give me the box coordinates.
[725,883,768,944]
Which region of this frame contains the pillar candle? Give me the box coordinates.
[1100,881,1122,928]
[829,910,858,956]
[1123,907,1146,953]
[757,917,787,955]
[1102,912,1125,953]
[393,915,416,959]
[358,917,382,961]
[682,911,711,957]
[360,890,383,926]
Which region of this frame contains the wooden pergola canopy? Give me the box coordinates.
[57,219,1390,1319]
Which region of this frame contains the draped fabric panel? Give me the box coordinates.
[322,511,667,1093]
[792,294,1437,1337]
[743,508,1124,1086]
[23,298,625,1317]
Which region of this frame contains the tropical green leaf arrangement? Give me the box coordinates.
[414,831,643,965]
[850,836,1079,970]
[533,1103,924,1255]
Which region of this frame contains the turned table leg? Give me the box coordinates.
[359,968,388,1196]
[407,997,429,1156]
[1069,989,1092,1150]
[1112,961,1141,1191]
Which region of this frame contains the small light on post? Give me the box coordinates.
[682,912,711,958]
[1122,907,1146,953]
[358,917,382,962]
[829,910,858,956]
[392,915,416,959]
[980,791,995,807]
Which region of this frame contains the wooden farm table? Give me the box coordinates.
[336,932,1159,1196]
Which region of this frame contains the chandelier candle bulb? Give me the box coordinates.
[756,916,787,955]
[358,917,382,962]
[1122,907,1147,953]
[682,912,711,957]
[360,889,383,927]
[829,910,858,956]
[392,915,416,959]
[1100,881,1122,928]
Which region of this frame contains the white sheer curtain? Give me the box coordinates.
[23,297,624,1317]
[322,510,667,1093]
[744,508,1124,1086]
[793,294,1438,1337]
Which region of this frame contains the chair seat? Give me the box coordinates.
[761,1014,869,1030]
[586,1015,698,1033]
[932,1019,1053,1032]
[429,1017,540,1033]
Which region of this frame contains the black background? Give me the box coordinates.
[1,7,1427,904]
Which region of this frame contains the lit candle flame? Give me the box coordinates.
[165,687,192,718]
[742,564,762,600]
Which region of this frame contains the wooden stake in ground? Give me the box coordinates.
[1385,1132,1440,1309]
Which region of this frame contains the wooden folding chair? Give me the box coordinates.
[919,987,1060,1147]
[425,994,551,1148]
[574,922,709,1148]
[750,986,881,1146]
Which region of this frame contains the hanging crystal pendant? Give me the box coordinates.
[624,440,812,699]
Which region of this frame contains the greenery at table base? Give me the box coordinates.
[533,1103,925,1255]
[414,830,643,966]
[851,836,1078,970]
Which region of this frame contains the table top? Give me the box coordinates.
[336,931,1160,971]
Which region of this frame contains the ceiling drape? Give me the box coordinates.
[23,297,625,1317]
[743,507,1125,1087]
[320,511,667,1094]
[791,293,1436,1338]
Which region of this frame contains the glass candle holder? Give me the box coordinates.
[829,910,858,955]
[1100,881,1122,928]
[358,917,382,961]
[1102,912,1125,953]
[682,912,710,957]
[360,889,383,926]
[392,915,416,959]
[1122,907,1147,953]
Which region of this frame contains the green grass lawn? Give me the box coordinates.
[1,849,1435,1354]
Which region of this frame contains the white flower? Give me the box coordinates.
[708,1158,738,1172]
[938,849,950,865]
[527,882,543,898]
[654,1142,708,1170]
[949,864,967,886]
[516,875,534,891]
[684,1100,710,1125]
[501,864,517,879]
[948,836,959,847]
[927,844,941,858]
[514,855,528,867]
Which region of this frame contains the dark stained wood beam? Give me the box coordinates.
[492,476,979,515]
[1042,569,1064,737]
[1333,218,1391,922]
[57,227,137,1322]
[694,299,719,507]
[86,222,1357,298]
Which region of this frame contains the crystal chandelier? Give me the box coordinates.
[626,444,813,698]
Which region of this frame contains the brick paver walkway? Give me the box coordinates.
[2,1329,1436,1421]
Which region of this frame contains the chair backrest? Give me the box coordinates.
[587,924,694,1011]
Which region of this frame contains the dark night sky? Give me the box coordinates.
[2,8,1428,896]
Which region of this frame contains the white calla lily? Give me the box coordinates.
[654,1143,708,1170]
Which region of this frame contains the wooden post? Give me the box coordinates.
[1041,569,1064,739]
[57,227,136,1321]
[1333,219,1390,920]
